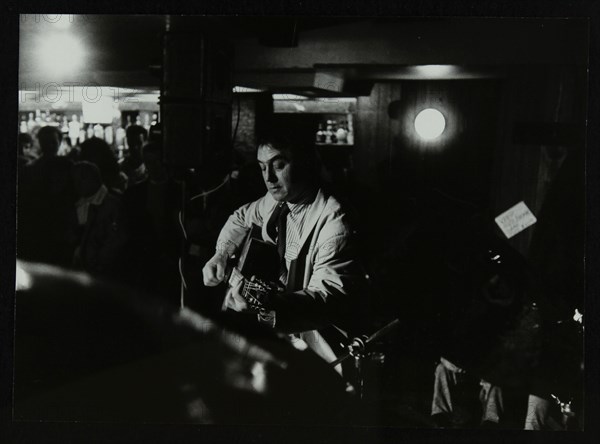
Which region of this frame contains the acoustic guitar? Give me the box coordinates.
[226,225,284,314]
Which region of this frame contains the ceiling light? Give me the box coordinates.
[413,65,457,78]
[37,33,85,77]
[233,86,265,93]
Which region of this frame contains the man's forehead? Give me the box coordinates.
[257,144,290,162]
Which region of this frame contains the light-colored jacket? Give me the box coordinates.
[216,188,365,365]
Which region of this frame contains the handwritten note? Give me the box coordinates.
[495,201,537,239]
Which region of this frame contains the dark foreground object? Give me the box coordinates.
[13,261,351,424]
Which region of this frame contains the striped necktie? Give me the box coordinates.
[276,203,290,277]
[266,202,291,281]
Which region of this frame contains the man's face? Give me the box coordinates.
[257,144,305,202]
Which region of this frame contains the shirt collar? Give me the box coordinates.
[286,200,309,215]
[285,186,318,214]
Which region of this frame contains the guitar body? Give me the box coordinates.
[236,225,281,284]
[225,224,283,313]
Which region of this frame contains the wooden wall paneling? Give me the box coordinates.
[233,94,258,150]
[492,72,542,256]
[354,84,381,191]
[354,82,403,191]
[490,66,585,257]
[389,80,500,211]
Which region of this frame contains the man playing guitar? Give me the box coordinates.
[202,131,366,369]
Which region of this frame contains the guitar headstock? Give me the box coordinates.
[242,276,284,314]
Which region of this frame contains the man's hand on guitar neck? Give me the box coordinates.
[227,269,250,312]
[224,268,276,315]
[202,252,228,286]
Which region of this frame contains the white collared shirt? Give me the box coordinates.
[281,200,311,283]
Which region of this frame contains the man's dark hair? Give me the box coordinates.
[36,126,63,155]
[257,130,317,172]
[72,161,103,198]
[18,133,34,155]
[126,125,148,147]
[80,137,120,187]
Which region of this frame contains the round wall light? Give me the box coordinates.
[414,108,446,141]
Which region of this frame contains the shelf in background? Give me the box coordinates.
[316,143,354,147]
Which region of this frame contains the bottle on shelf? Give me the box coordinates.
[104,125,114,145]
[19,115,28,133]
[37,110,45,127]
[325,120,333,144]
[27,112,36,132]
[141,112,151,131]
[336,120,348,144]
[93,123,105,139]
[316,123,325,143]
[69,114,81,148]
[115,126,126,148]
[86,124,94,140]
[330,120,338,144]
[61,116,69,135]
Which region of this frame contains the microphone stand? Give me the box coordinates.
[331,318,400,399]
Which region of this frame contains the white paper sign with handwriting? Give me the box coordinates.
[494,201,537,239]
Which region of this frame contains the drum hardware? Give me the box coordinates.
[550,393,580,430]
[330,318,400,399]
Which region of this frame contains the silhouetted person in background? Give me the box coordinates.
[121,135,181,303]
[71,161,130,279]
[18,133,37,169]
[18,126,77,266]
[120,134,164,296]
[80,137,127,193]
[121,125,148,186]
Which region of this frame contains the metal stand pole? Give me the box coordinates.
[354,353,364,400]
[179,169,190,309]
